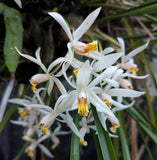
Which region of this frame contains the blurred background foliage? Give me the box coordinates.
[0,0,157,160]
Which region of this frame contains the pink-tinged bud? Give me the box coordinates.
[26,141,37,157]
[23,126,34,141]
[39,111,56,134]
[107,115,119,133]
[117,77,132,90]
[121,62,138,75]
[29,74,50,92]
[101,92,113,108]
[52,135,60,149]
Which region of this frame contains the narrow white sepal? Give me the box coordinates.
[102,47,115,55]
[125,40,149,62]
[108,89,145,97]
[121,73,149,79]
[48,12,73,42]
[93,53,123,72]
[38,144,54,158]
[74,7,101,41]
[15,47,47,72]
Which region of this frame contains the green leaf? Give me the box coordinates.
[91,105,117,160]
[0,3,23,72]
[125,102,157,143]
[0,104,17,133]
[70,111,80,160]
[93,131,104,160]
[13,142,30,160]
[97,1,157,22]
[118,111,131,160]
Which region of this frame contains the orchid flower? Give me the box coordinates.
[79,115,96,146]
[62,60,117,118]
[117,37,149,75]
[48,8,101,55]
[15,47,66,95]
[26,134,53,158]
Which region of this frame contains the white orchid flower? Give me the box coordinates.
[48,8,101,55]
[79,115,96,146]
[15,47,66,95]
[62,60,117,117]
[26,134,53,158]
[117,37,149,75]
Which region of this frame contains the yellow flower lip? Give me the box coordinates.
[27,150,33,157]
[77,90,88,116]
[19,108,30,117]
[80,139,87,146]
[104,99,112,109]
[130,67,138,75]
[30,82,38,93]
[112,124,119,132]
[73,41,98,54]
[73,68,80,78]
[41,126,49,134]
[29,74,50,93]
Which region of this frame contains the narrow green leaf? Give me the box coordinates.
[93,131,104,160]
[125,103,157,143]
[118,111,131,160]
[91,105,117,160]
[0,104,17,133]
[138,122,157,143]
[13,142,30,160]
[70,111,80,160]
[0,3,23,72]
[97,2,157,22]
[138,126,154,160]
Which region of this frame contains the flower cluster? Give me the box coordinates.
[9,7,149,158]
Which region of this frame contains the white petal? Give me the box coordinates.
[51,76,67,95]
[103,78,119,88]
[47,57,65,73]
[121,73,149,79]
[28,110,37,127]
[102,47,115,55]
[108,88,145,97]
[112,69,124,80]
[38,144,54,158]
[125,40,149,62]
[74,7,101,41]
[14,0,22,8]
[10,120,28,126]
[8,98,30,105]
[88,91,114,116]
[37,134,51,144]
[15,47,47,72]
[56,91,77,113]
[35,47,41,62]
[117,37,125,63]
[97,112,107,131]
[62,62,77,89]
[54,94,68,110]
[48,78,54,95]
[77,61,91,88]
[48,12,73,42]
[88,66,117,88]
[112,100,134,111]
[55,61,70,77]
[93,53,123,72]
[27,104,53,112]
[60,114,83,139]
